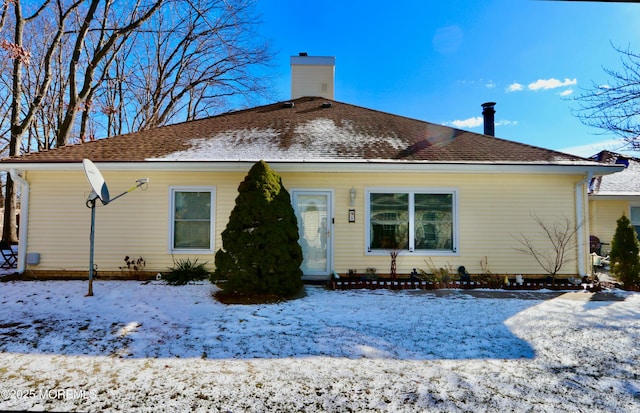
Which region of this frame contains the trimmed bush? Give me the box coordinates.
[213,160,303,300]
[609,214,640,288]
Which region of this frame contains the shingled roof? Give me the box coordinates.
[589,150,640,195]
[0,96,604,165]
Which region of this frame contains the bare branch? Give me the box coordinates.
[573,44,640,150]
[513,212,583,277]
[0,0,273,241]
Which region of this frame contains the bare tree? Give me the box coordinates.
[0,0,272,243]
[573,44,640,150]
[91,0,271,135]
[55,0,165,147]
[0,0,62,243]
[514,213,583,278]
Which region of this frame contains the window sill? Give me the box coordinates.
[366,249,459,257]
[170,249,214,255]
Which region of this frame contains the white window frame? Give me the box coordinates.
[169,186,215,254]
[365,188,459,256]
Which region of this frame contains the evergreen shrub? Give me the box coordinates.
[213,160,303,300]
[609,214,640,288]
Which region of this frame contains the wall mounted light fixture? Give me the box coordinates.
[349,188,356,206]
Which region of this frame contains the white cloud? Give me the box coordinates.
[560,89,574,97]
[448,117,517,130]
[507,82,524,92]
[451,116,483,128]
[495,120,518,127]
[528,78,577,91]
[485,80,496,89]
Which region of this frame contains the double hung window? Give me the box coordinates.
[170,187,215,252]
[367,189,457,255]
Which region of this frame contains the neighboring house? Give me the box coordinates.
[589,150,640,254]
[0,55,622,281]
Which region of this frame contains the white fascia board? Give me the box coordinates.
[589,193,640,201]
[0,160,623,176]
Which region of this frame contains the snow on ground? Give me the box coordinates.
[0,280,638,412]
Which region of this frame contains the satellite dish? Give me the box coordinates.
[81,159,149,296]
[82,159,110,204]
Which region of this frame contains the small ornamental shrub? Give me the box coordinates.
[164,258,209,286]
[213,160,303,302]
[119,256,146,277]
[609,214,640,288]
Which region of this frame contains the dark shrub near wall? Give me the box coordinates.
[610,214,640,289]
[213,161,304,300]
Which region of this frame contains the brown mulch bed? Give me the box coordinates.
[213,286,307,305]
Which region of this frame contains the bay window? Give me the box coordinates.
[367,189,457,255]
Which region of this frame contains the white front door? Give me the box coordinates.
[292,191,333,280]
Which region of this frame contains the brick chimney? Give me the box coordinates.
[290,53,335,99]
[481,102,496,136]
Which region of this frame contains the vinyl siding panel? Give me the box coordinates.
[291,65,334,100]
[589,199,629,253]
[280,171,582,277]
[25,170,244,275]
[456,174,579,276]
[23,168,587,278]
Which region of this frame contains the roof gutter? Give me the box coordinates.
[9,169,28,274]
[589,193,640,200]
[0,161,624,176]
[576,171,593,277]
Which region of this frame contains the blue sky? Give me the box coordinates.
[253,0,640,157]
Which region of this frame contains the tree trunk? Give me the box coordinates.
[2,174,18,243]
[2,2,25,244]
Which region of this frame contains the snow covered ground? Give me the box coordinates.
[0,280,638,412]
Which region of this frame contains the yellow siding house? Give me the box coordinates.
[0,55,623,282]
[588,151,640,256]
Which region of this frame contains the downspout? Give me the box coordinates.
[9,169,28,274]
[576,172,593,277]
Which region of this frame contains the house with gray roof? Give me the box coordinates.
[589,150,640,254]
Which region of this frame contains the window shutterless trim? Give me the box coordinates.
[168,186,215,254]
[365,188,459,256]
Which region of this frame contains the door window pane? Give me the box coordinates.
[295,194,329,273]
[292,190,333,277]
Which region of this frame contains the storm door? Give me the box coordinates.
[292,191,333,279]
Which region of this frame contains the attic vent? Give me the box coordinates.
[282,101,295,108]
[321,102,332,108]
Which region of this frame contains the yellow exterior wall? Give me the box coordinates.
[588,199,629,254]
[25,170,246,276]
[282,171,584,277]
[23,168,588,278]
